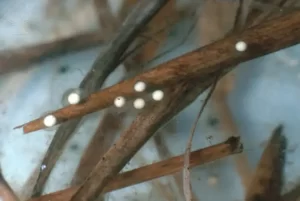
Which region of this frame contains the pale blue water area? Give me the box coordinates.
[0,1,299,201]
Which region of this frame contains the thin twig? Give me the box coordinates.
[30,0,168,197]
[0,31,106,74]
[17,10,300,133]
[29,137,242,201]
[183,77,218,201]
[154,124,199,201]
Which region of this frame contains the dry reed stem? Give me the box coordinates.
[68,79,213,201]
[17,10,300,133]
[133,151,180,201]
[183,79,217,201]
[0,31,106,74]
[200,0,298,189]
[72,0,183,190]
[29,136,241,201]
[30,0,168,197]
[245,125,286,201]
[71,7,121,201]
[71,0,124,188]
[154,124,199,201]
[71,112,125,185]
[121,1,194,200]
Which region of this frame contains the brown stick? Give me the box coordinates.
[71,0,124,187]
[69,79,213,201]
[154,126,199,200]
[72,0,182,186]
[93,0,120,38]
[0,31,105,74]
[245,125,287,201]
[71,112,125,185]
[205,0,297,190]
[121,1,189,199]
[29,137,241,201]
[17,10,300,133]
[30,0,168,197]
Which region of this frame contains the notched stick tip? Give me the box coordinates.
[273,124,284,136]
[13,125,23,130]
[13,124,29,135]
[269,124,287,151]
[225,136,243,153]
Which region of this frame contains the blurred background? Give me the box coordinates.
[0,0,300,200]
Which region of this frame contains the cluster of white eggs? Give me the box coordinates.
[43,41,246,128]
[43,81,164,127]
[114,81,164,109]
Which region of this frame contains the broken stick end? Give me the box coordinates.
[225,136,243,154]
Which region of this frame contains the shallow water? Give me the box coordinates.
[0,1,300,201]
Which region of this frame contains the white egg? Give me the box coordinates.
[114,96,126,108]
[134,81,146,92]
[133,98,145,109]
[67,92,81,105]
[235,41,247,52]
[43,115,57,127]
[152,90,164,101]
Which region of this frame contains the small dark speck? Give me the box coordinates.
[58,65,69,74]
[70,144,79,151]
[207,117,219,127]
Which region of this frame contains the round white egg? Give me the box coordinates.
[152,90,164,101]
[133,98,145,109]
[43,115,57,127]
[67,92,81,105]
[235,41,247,52]
[134,81,146,92]
[114,96,126,108]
